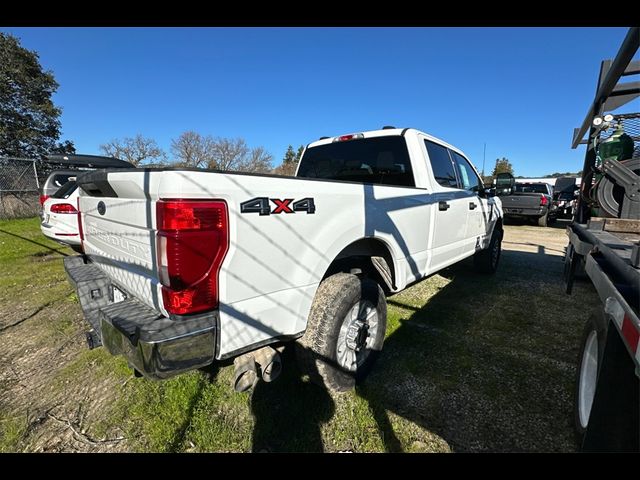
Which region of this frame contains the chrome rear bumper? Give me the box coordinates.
[63,255,218,379]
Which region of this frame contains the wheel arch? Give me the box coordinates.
[321,237,397,294]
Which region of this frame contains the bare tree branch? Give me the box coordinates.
[170,131,215,168]
[99,134,166,167]
[237,146,273,173]
[210,137,249,171]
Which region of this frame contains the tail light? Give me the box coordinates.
[77,198,84,251]
[540,195,548,206]
[156,199,229,316]
[50,203,78,214]
[39,195,50,206]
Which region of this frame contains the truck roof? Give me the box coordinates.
[306,127,470,160]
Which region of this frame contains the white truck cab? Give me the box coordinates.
[64,127,503,392]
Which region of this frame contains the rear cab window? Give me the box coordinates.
[297,136,415,187]
[514,184,549,194]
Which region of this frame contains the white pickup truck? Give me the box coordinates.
[64,127,503,392]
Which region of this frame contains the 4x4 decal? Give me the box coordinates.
[241,197,316,215]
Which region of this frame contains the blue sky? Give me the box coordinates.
[3,27,638,176]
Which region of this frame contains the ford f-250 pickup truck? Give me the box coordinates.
[64,127,504,393]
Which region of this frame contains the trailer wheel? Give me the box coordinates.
[295,273,387,393]
[574,310,607,446]
[474,227,502,274]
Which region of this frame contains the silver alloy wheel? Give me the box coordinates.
[578,330,598,429]
[336,300,379,372]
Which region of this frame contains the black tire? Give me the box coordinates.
[574,310,607,448]
[537,212,548,227]
[474,227,502,274]
[295,273,387,393]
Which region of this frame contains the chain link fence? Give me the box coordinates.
[0,157,41,219]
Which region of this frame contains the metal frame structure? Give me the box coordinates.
[565,27,640,452]
[572,27,640,223]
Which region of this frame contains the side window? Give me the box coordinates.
[450,151,483,192]
[424,140,458,188]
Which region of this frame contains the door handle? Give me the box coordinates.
[469,202,477,210]
[438,201,450,211]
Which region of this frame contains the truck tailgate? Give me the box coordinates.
[502,193,543,212]
[77,170,164,314]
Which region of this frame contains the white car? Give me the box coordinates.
[41,179,82,252]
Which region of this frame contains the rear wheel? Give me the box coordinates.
[295,273,387,393]
[537,212,548,227]
[574,310,607,447]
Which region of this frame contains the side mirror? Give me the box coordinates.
[483,188,496,198]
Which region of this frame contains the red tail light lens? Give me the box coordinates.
[156,199,229,316]
[77,198,84,250]
[39,195,50,206]
[50,203,78,214]
[540,195,548,206]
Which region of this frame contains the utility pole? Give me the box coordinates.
[482,142,486,177]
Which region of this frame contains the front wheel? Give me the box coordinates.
[474,227,502,274]
[295,273,387,393]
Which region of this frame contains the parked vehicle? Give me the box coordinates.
[553,190,577,218]
[39,169,77,207]
[499,178,557,226]
[40,179,82,252]
[553,177,579,219]
[63,127,504,393]
[39,155,135,214]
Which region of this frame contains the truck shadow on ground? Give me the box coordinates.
[249,244,597,452]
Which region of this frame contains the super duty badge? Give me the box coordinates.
[241,197,315,216]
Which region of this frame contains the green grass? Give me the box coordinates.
[0,413,28,453]
[0,217,74,312]
[0,218,601,452]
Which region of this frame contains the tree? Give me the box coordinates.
[170,131,215,168]
[237,146,273,173]
[0,33,74,158]
[491,157,514,177]
[282,145,296,165]
[50,140,76,155]
[209,137,248,170]
[274,144,304,176]
[99,134,166,166]
[206,137,273,173]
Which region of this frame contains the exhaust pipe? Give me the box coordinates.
[254,346,282,383]
[233,353,258,392]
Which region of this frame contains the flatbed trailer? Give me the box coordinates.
[565,219,639,451]
[565,26,640,451]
